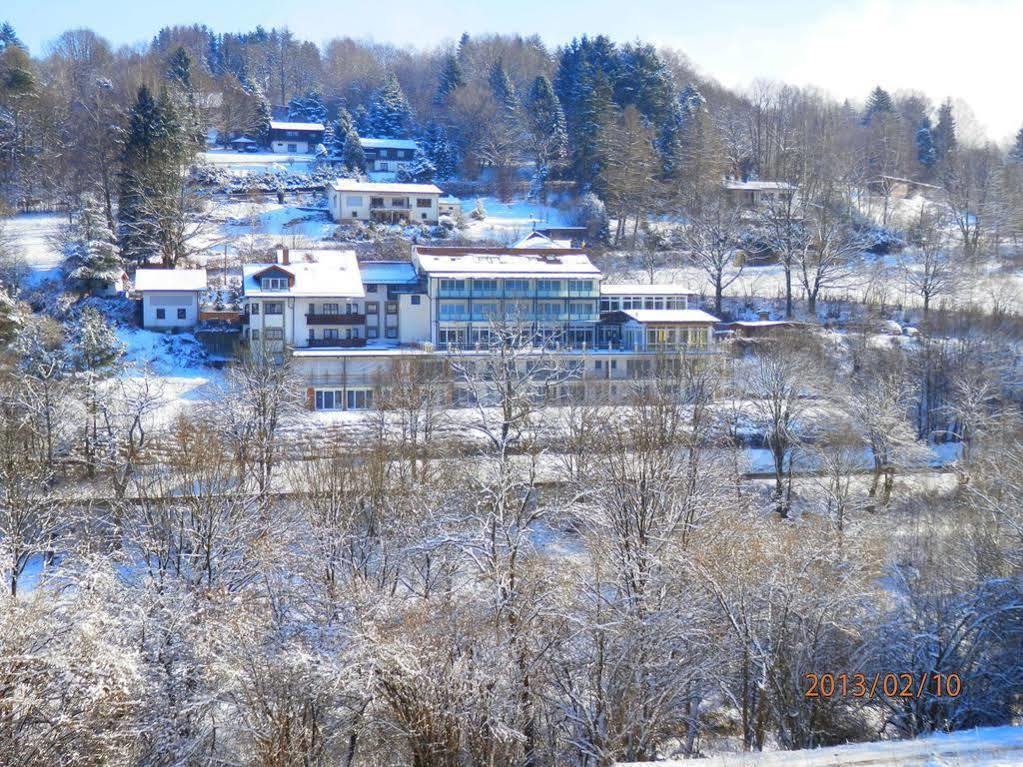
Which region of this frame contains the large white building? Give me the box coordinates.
[240,245,720,411]
[326,179,444,225]
[135,268,207,330]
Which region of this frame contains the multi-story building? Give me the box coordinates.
[268,121,325,154]
[327,180,443,224]
[240,244,721,411]
[359,137,420,173]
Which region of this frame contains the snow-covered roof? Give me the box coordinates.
[601,283,693,296]
[328,179,443,195]
[358,137,419,150]
[623,309,719,324]
[230,136,257,144]
[512,232,571,249]
[359,261,419,285]
[269,121,324,132]
[724,180,797,191]
[242,250,364,298]
[725,320,803,328]
[413,247,600,278]
[135,268,207,292]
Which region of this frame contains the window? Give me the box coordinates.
[321,303,339,314]
[474,278,498,294]
[261,276,288,291]
[250,329,260,341]
[439,279,466,294]
[264,302,284,315]
[370,197,384,208]
[367,284,378,293]
[323,328,339,340]
[367,326,378,339]
[314,390,344,410]
[380,149,389,157]
[346,196,363,206]
[416,198,432,208]
[410,295,421,305]
[504,279,530,296]
[385,327,397,339]
[386,301,398,315]
[177,308,187,320]
[155,308,166,320]
[537,279,562,294]
[249,303,260,315]
[595,360,603,370]
[474,302,499,319]
[287,143,297,152]
[352,211,359,218]
[570,280,594,294]
[366,301,379,314]
[421,213,428,220]
[346,389,373,410]
[264,328,284,340]
[439,303,467,319]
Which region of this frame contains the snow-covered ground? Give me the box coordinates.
[618,725,1023,766]
[200,149,314,174]
[459,197,574,244]
[3,212,66,285]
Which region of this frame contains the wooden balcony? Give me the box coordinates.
[306,312,365,326]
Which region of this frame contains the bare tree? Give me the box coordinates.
[681,197,743,316]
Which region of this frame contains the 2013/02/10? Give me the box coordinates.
[804,672,962,700]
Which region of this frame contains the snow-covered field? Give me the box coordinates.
[459,196,574,244]
[619,725,1023,766]
[200,149,314,174]
[3,211,66,285]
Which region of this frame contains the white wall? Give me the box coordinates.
[271,140,311,154]
[399,294,430,345]
[142,292,200,329]
[329,191,440,223]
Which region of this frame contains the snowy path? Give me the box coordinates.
[619,725,1023,766]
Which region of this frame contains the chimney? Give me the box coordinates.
[280,245,290,266]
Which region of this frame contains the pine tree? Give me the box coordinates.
[422,122,458,180]
[0,280,22,344]
[365,74,414,139]
[934,99,957,162]
[863,86,895,124]
[1009,126,1023,163]
[341,125,365,172]
[73,307,124,372]
[434,55,465,107]
[615,43,676,127]
[63,194,123,291]
[406,151,436,183]
[488,60,517,112]
[525,75,567,200]
[118,86,166,264]
[0,22,25,52]
[287,91,327,124]
[327,107,355,157]
[916,118,937,168]
[251,83,272,145]
[166,47,193,91]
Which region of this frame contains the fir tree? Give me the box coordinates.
[0,21,25,52]
[488,60,517,112]
[251,83,272,145]
[365,74,414,139]
[63,194,123,291]
[327,107,355,157]
[434,55,466,107]
[405,151,436,183]
[73,307,124,372]
[118,86,166,264]
[934,99,957,162]
[422,122,458,180]
[341,125,365,172]
[615,43,676,126]
[525,75,567,201]
[287,91,327,124]
[166,47,193,91]
[916,118,937,168]
[1010,126,1023,163]
[862,86,895,124]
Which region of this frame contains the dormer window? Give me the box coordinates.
[261,277,288,291]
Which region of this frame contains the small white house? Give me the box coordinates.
[135,268,207,330]
[268,121,325,154]
[359,138,420,173]
[327,179,444,224]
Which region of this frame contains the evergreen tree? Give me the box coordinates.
[405,151,436,183]
[166,47,193,91]
[862,86,895,124]
[615,43,676,126]
[287,91,327,124]
[434,54,466,107]
[422,122,458,180]
[327,107,355,157]
[251,83,272,145]
[934,99,957,162]
[341,125,365,172]
[488,59,517,112]
[1009,126,1023,164]
[365,74,414,139]
[63,194,123,291]
[525,75,567,201]
[0,21,25,52]
[916,117,937,168]
[0,280,22,344]
[118,86,166,264]
[73,307,124,372]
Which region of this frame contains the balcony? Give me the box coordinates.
[304,338,368,349]
[370,199,410,210]
[306,313,365,326]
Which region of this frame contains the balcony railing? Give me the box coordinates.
[370,200,410,210]
[303,338,368,349]
[306,313,365,326]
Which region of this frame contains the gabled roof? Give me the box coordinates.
[269,121,325,132]
[359,137,420,150]
[242,250,364,298]
[328,178,443,195]
[512,231,571,249]
[135,268,207,292]
[413,246,599,278]
[623,309,720,324]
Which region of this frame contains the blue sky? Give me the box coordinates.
[5,0,1022,141]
